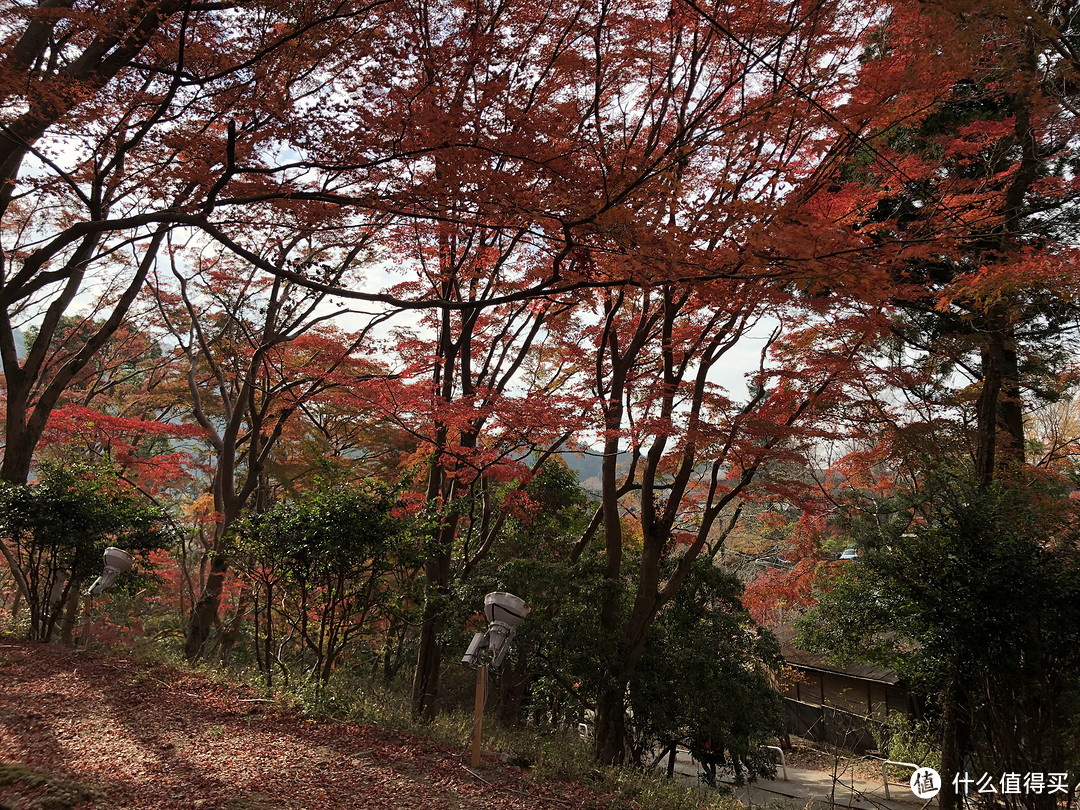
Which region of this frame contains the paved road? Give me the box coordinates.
[666,748,934,810]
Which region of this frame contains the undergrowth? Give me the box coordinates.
[102,640,746,810]
[270,670,744,810]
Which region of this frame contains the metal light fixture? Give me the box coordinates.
[85,547,135,596]
[461,592,531,669]
[462,591,530,767]
[483,591,530,667]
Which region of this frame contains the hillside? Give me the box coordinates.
[0,641,615,810]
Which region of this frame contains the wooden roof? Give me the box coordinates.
[770,625,901,686]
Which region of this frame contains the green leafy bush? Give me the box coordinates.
[0,462,171,642]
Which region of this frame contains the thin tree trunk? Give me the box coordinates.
[411,556,450,720]
[59,584,81,647]
[497,648,530,727]
[265,581,274,688]
[216,586,251,667]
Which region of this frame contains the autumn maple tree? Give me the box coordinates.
[26,310,204,494]
[775,1,1080,803]
[0,0,415,494]
[7,0,1080,795]
[499,0,897,761]
[151,242,389,660]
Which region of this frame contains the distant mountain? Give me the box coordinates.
[560,449,631,494]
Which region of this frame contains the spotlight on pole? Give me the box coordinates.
[85,547,135,596]
[483,592,530,668]
[461,592,530,767]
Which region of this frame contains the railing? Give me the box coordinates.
[761,745,788,781]
[882,760,919,800]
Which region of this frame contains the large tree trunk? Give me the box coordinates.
[593,539,669,764]
[0,413,35,485]
[215,585,251,667]
[410,600,444,719]
[975,321,1025,488]
[594,686,628,765]
[938,671,970,810]
[183,450,255,661]
[998,326,1024,464]
[593,327,629,763]
[185,551,228,660]
[409,332,460,720]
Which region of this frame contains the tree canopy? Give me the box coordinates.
[3,0,1080,785]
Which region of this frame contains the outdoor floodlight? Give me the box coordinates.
[85,547,135,596]
[462,592,531,767]
[484,591,530,627]
[484,591,530,668]
[460,592,532,670]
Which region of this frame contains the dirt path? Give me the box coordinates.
[0,641,604,810]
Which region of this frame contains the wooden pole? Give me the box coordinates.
[471,664,486,767]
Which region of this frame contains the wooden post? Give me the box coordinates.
[471,664,486,767]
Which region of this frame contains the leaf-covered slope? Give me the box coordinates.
[0,641,603,810]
